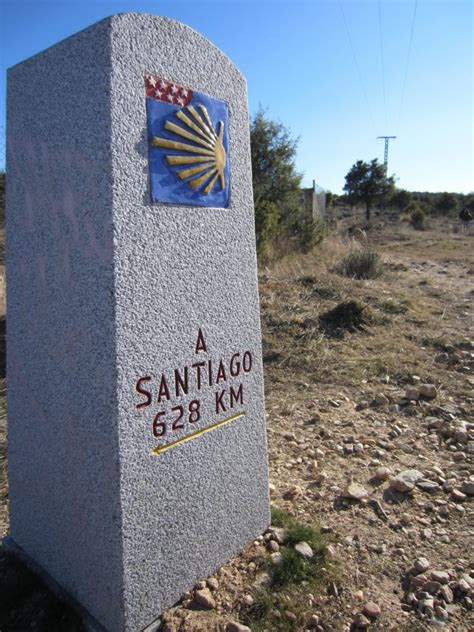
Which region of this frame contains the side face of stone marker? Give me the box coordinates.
[7,13,270,631]
[6,19,123,631]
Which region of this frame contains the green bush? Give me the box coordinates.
[297,216,329,252]
[255,200,279,258]
[337,247,383,279]
[410,206,427,230]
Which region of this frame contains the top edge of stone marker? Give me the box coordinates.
[8,12,244,80]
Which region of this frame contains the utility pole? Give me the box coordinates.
[377,135,396,170]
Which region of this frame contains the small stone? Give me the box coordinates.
[344,482,369,500]
[440,585,453,603]
[434,352,449,363]
[450,489,466,502]
[410,576,427,591]
[353,590,364,601]
[284,611,297,622]
[374,466,390,481]
[389,469,424,492]
[270,551,282,564]
[465,576,474,590]
[457,578,471,593]
[405,387,420,401]
[269,527,286,544]
[434,605,449,620]
[362,601,381,618]
[389,477,413,493]
[413,557,430,573]
[373,393,389,407]
[207,577,219,590]
[416,479,439,492]
[193,588,216,610]
[242,594,254,606]
[419,384,437,399]
[461,480,474,495]
[268,483,276,496]
[267,540,280,552]
[294,541,314,559]
[308,614,320,626]
[352,613,370,628]
[430,571,449,584]
[283,485,303,500]
[226,623,251,632]
[443,478,457,492]
[422,580,441,595]
[356,401,369,411]
[418,597,434,614]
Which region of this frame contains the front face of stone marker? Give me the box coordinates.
[6,13,269,632]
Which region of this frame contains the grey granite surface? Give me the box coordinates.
[6,13,269,631]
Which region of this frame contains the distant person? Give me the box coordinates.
[459,207,472,232]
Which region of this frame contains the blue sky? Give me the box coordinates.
[0,0,472,194]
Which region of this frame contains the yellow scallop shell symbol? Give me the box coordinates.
[151,104,226,195]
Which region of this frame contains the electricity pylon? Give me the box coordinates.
[377,135,396,169]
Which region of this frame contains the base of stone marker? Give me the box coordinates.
[2,536,108,632]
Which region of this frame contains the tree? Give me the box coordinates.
[250,109,303,256]
[435,192,458,216]
[391,188,412,213]
[343,159,395,221]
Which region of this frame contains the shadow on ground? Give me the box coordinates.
[0,548,84,632]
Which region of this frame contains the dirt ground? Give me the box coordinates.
[0,213,473,631]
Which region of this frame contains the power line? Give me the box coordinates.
[398,0,418,130]
[378,0,387,130]
[338,0,377,134]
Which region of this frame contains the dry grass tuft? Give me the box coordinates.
[336,246,384,280]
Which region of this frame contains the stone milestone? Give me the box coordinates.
[6,13,269,631]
